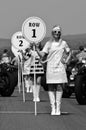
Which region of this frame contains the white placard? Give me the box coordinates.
[11,45,22,58]
[22,16,46,44]
[11,31,30,50]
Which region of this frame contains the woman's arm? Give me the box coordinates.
[31,41,49,59]
[65,51,72,64]
[36,47,46,58]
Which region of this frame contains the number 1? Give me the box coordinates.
[32,29,36,38]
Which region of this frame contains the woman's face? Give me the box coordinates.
[25,48,30,53]
[52,30,61,40]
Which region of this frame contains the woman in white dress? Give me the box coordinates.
[36,25,71,115]
[23,47,42,102]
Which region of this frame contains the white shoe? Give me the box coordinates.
[55,110,61,115]
[50,104,56,115]
[29,87,33,93]
[48,92,56,115]
[33,97,40,102]
[25,85,30,93]
[51,108,56,115]
[55,102,61,115]
[56,91,63,115]
[26,88,30,93]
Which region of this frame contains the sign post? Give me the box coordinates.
[22,16,46,115]
[11,31,30,102]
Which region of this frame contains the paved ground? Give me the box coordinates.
[0,87,86,130]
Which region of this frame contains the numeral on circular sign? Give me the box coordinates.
[19,40,23,47]
[32,29,36,38]
[22,17,46,44]
[11,31,30,50]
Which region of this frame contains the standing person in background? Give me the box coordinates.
[76,45,86,61]
[35,25,71,115]
[29,43,43,102]
[23,46,42,102]
[23,47,33,93]
[1,49,11,63]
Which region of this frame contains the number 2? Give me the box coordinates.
[19,40,23,47]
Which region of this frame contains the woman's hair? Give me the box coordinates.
[3,49,8,53]
[79,46,84,51]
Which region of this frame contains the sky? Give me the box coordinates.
[0,0,86,38]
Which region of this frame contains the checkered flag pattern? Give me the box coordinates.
[30,57,44,74]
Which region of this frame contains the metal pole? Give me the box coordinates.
[33,45,37,116]
[21,53,25,102]
[18,56,21,93]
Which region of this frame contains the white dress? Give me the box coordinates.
[42,39,70,84]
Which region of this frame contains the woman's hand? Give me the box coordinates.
[30,42,40,51]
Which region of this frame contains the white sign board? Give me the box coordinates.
[22,17,46,44]
[11,31,30,50]
[11,45,21,57]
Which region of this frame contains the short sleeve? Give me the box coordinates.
[64,41,70,53]
[42,41,50,54]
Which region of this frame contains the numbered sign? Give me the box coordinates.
[22,17,46,44]
[11,31,30,50]
[11,45,22,58]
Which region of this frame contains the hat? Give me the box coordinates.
[52,25,61,32]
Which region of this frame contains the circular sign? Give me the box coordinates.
[22,16,46,44]
[11,45,21,58]
[11,31,30,50]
